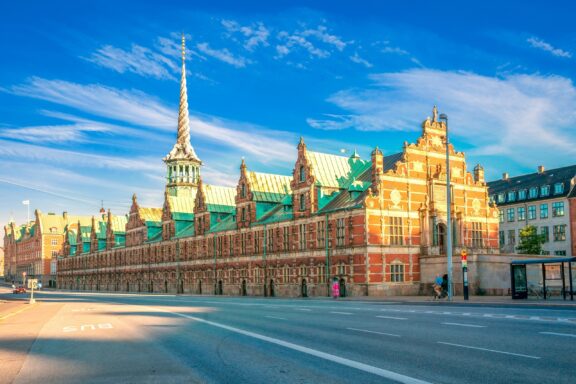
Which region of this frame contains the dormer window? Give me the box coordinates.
[299,165,305,182]
[497,193,505,203]
[507,191,516,202]
[540,185,550,197]
[518,189,527,200]
[528,187,538,198]
[553,183,564,195]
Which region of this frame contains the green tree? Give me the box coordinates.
[516,225,545,255]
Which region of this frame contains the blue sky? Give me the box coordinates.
[1,0,576,227]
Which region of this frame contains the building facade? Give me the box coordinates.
[55,37,499,297]
[487,165,576,256]
[3,211,93,286]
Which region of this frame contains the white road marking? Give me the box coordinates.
[62,323,114,333]
[150,307,431,384]
[295,308,311,311]
[265,316,286,320]
[539,331,576,338]
[442,322,486,328]
[437,342,540,359]
[347,328,401,338]
[331,311,353,315]
[377,316,407,320]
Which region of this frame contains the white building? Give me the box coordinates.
[488,165,576,256]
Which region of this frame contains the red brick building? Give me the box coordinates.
[56,37,500,296]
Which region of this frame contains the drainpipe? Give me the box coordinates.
[263,223,267,296]
[325,213,330,297]
[213,234,217,294]
[176,239,180,294]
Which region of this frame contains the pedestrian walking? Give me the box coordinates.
[433,274,443,299]
[331,278,340,299]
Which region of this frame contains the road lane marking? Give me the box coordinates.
[347,328,401,338]
[295,308,311,311]
[539,332,576,338]
[0,303,36,321]
[63,323,114,332]
[265,316,286,320]
[442,322,486,328]
[331,311,352,315]
[377,316,407,320]
[437,342,540,359]
[150,307,432,384]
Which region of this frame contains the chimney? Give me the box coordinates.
[371,147,384,194]
[502,172,509,181]
[473,164,485,183]
[538,165,545,174]
[62,211,68,220]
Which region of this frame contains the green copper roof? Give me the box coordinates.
[257,204,293,225]
[208,214,236,233]
[168,193,196,214]
[174,222,195,238]
[202,184,236,213]
[247,171,292,202]
[306,151,371,188]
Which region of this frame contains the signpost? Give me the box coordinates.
[27,278,38,304]
[461,249,469,301]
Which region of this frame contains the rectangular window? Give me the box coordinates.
[499,231,505,247]
[555,250,567,256]
[336,218,345,246]
[552,202,565,217]
[529,187,538,199]
[540,204,548,219]
[241,233,246,255]
[540,185,550,197]
[267,229,273,252]
[541,250,550,255]
[229,234,234,256]
[299,194,305,211]
[254,231,260,254]
[51,239,57,246]
[508,229,516,245]
[390,264,405,282]
[499,210,504,223]
[497,193,505,203]
[554,183,564,195]
[299,224,306,250]
[507,208,515,222]
[317,221,325,248]
[540,226,549,243]
[518,189,527,200]
[553,225,566,241]
[283,227,290,251]
[388,217,404,245]
[527,205,536,220]
[507,191,516,202]
[471,222,483,248]
[517,207,526,221]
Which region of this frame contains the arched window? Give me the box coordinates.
[241,183,246,198]
[299,165,305,182]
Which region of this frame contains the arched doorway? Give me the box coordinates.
[179,280,184,294]
[198,280,202,295]
[218,280,223,295]
[149,281,154,293]
[438,223,447,253]
[339,278,346,297]
[164,280,168,293]
[301,279,308,298]
[126,282,130,292]
[269,279,275,297]
[241,280,247,296]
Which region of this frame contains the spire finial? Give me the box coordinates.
[432,105,438,122]
[182,33,186,63]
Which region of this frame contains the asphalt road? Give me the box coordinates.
[1,289,575,384]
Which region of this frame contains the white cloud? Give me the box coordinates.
[381,46,409,55]
[349,53,373,68]
[300,25,347,51]
[85,44,177,80]
[309,69,576,167]
[196,42,250,68]
[7,77,295,164]
[527,37,572,58]
[222,20,270,51]
[276,31,329,58]
[0,124,101,143]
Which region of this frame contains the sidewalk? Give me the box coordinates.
[339,294,576,308]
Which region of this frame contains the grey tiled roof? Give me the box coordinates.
[487,165,576,206]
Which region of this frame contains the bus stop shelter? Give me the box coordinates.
[510,257,575,301]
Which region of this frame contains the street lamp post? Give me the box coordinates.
[439,113,453,301]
